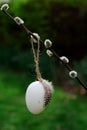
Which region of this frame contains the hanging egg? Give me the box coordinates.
[25,79,54,114]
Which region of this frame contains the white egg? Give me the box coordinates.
[25,79,53,114]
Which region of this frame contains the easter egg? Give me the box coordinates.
[25,79,53,114]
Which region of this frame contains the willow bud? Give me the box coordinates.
[60,56,69,63]
[0,4,9,11]
[69,70,77,78]
[14,17,24,25]
[44,39,52,48]
[31,33,40,43]
[46,49,53,57]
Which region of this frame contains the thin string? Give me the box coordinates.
[30,38,42,82]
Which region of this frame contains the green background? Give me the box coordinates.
[0,0,87,130]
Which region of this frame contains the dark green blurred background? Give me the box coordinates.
[1,0,87,84]
[0,0,87,130]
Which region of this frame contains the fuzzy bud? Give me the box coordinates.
[14,17,24,25]
[60,56,69,63]
[0,4,9,11]
[44,39,52,48]
[46,49,53,57]
[69,70,77,78]
[31,33,40,43]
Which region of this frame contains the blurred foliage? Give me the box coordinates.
[0,0,87,56]
[0,46,56,81]
[0,70,87,130]
[1,0,87,83]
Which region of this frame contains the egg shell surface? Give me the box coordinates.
[25,81,45,114]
